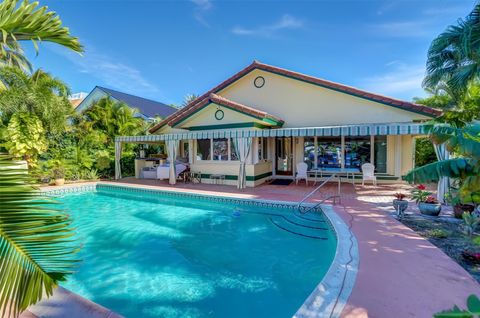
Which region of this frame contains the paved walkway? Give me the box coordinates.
[28,179,480,318]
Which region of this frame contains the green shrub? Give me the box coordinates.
[415,137,437,167]
[81,169,99,181]
[472,236,480,246]
[120,152,136,177]
[426,229,449,239]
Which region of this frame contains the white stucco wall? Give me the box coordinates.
[219,69,431,127]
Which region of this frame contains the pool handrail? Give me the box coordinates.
[297,174,341,214]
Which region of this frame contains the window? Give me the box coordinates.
[304,137,315,170]
[374,136,387,173]
[345,136,371,169]
[316,137,342,169]
[230,139,238,161]
[196,139,211,161]
[258,137,268,161]
[213,138,228,161]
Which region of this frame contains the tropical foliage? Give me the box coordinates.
[434,294,480,317]
[0,154,79,317]
[0,67,73,135]
[1,112,47,165]
[404,122,480,204]
[414,137,437,167]
[414,83,480,126]
[181,93,199,108]
[0,0,83,72]
[424,3,480,98]
[0,67,73,166]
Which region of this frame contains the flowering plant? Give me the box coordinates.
[394,193,407,200]
[424,195,439,204]
[410,184,432,204]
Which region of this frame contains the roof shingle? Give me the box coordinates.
[98,86,177,118]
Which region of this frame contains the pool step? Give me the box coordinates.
[282,215,329,229]
[269,216,329,240]
[292,209,326,223]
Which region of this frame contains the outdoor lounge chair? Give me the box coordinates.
[296,162,308,186]
[361,163,377,186]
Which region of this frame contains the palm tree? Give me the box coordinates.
[181,93,199,108]
[0,154,79,317]
[82,97,145,142]
[404,122,480,204]
[0,66,73,135]
[423,3,480,96]
[0,0,83,69]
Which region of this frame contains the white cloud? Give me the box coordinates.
[359,62,426,100]
[369,20,432,38]
[232,14,304,37]
[191,0,212,27]
[55,46,160,97]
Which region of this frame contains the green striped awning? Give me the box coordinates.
[115,122,427,142]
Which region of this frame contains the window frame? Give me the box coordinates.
[196,138,239,162]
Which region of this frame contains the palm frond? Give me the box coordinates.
[0,47,32,73]
[0,154,80,318]
[0,0,83,54]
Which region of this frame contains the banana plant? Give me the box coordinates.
[404,121,480,204]
[0,154,80,317]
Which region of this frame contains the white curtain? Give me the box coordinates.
[434,143,450,204]
[114,141,122,180]
[166,140,179,185]
[233,137,252,189]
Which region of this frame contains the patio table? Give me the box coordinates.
[308,167,360,185]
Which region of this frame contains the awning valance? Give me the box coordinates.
[116,122,427,143]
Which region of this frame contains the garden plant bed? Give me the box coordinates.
[400,216,480,283]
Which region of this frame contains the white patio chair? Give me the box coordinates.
[361,163,377,186]
[296,162,308,186]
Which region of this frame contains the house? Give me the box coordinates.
[76,86,178,121]
[115,61,441,187]
[68,92,88,108]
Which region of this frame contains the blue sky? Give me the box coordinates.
[27,0,475,105]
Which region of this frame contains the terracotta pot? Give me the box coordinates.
[54,178,65,186]
[393,199,408,212]
[453,204,475,219]
[419,202,441,216]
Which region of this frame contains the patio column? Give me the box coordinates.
[114,141,122,180]
[188,140,194,164]
[233,137,252,189]
[434,143,450,204]
[340,136,345,169]
[166,140,179,185]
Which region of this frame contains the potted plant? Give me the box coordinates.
[393,193,408,218]
[445,189,476,219]
[52,166,65,186]
[452,197,476,219]
[411,184,442,216]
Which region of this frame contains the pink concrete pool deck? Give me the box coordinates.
[28,179,480,318]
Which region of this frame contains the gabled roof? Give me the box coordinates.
[78,86,177,118]
[170,93,284,128]
[149,61,441,133]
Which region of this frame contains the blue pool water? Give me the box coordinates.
[56,186,337,318]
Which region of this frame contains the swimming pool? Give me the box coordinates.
[53,185,341,318]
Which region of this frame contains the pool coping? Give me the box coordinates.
[40,182,359,318]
